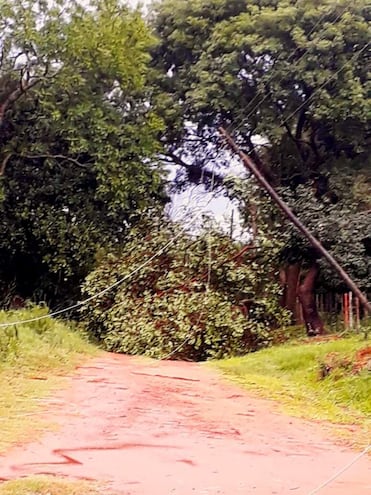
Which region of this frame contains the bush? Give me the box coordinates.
[82,221,289,360]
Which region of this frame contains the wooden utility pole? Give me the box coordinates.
[219,127,371,315]
[229,209,234,240]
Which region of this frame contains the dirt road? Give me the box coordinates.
[0,353,370,494]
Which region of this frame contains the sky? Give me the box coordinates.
[166,156,249,239]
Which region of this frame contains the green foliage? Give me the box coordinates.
[152,0,370,182]
[0,0,166,306]
[278,181,370,291]
[226,164,371,294]
[150,0,370,323]
[0,327,19,360]
[82,220,289,360]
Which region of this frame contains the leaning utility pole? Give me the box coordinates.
[219,127,371,315]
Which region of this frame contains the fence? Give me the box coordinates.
[314,292,369,331]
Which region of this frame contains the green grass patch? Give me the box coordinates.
[0,307,97,452]
[213,335,371,445]
[0,476,101,495]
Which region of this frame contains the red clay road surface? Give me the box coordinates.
[0,353,370,494]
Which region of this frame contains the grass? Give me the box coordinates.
[213,334,371,446]
[0,476,102,495]
[0,307,97,453]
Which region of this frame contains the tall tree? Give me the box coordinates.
[0,0,166,306]
[151,0,370,333]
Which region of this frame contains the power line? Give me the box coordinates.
[224,43,369,185]
[219,126,371,315]
[307,444,371,495]
[2,10,366,329]
[234,0,338,118]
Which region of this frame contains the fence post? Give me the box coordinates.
[344,293,349,329]
[349,292,353,330]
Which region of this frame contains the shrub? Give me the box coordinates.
[82,221,289,360]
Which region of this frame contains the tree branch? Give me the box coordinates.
[295,108,307,141]
[161,152,224,186]
[275,101,298,142]
[0,77,40,126]
[17,154,91,169]
[0,61,56,127]
[0,88,23,125]
[241,134,275,183]
[0,153,12,176]
[157,244,258,297]
[275,101,312,165]
[309,126,321,163]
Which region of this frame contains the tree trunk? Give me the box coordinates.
[286,263,301,324]
[279,267,287,308]
[280,263,301,324]
[298,262,325,336]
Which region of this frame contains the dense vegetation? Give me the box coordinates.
[151,0,370,334]
[0,0,369,357]
[0,0,166,306]
[82,220,289,359]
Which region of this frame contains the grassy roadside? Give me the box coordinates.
[0,477,102,495]
[213,335,371,446]
[0,307,98,453]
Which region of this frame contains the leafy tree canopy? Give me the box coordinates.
[0,0,167,306]
[228,168,370,294]
[151,0,370,186]
[151,0,370,327]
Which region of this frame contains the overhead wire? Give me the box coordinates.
[166,144,224,222]
[1,132,227,329]
[230,40,370,146]
[111,176,219,313]
[307,444,371,495]
[3,5,362,332]
[222,13,369,180]
[232,0,339,122]
[217,14,371,488]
